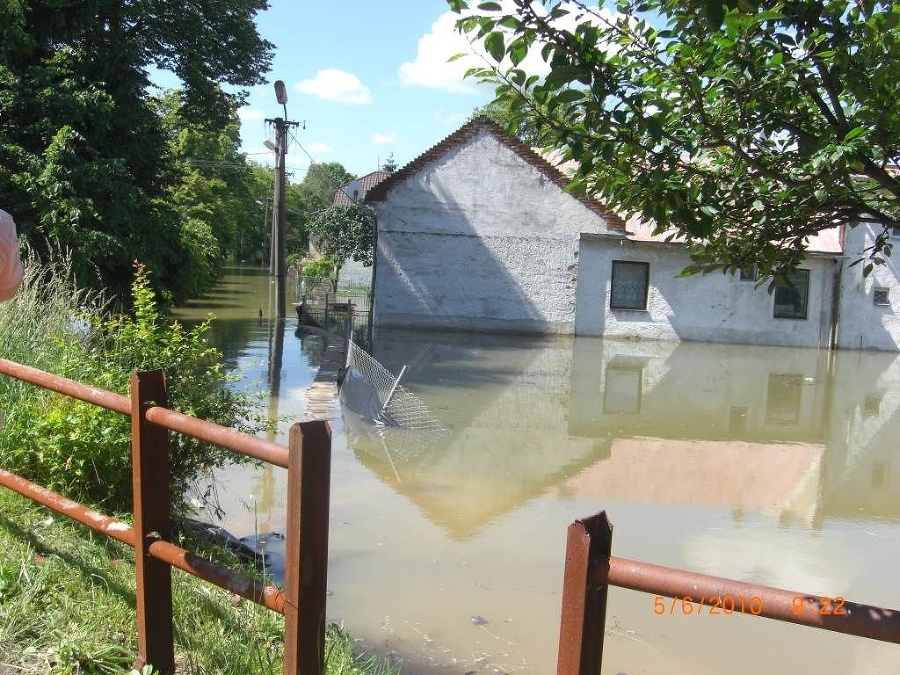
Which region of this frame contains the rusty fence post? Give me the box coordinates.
[557,511,613,675]
[283,420,332,675]
[131,370,175,674]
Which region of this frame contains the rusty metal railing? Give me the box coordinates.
[0,358,330,675]
[557,511,900,675]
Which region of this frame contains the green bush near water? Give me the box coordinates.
[0,253,260,511]
[0,254,400,673]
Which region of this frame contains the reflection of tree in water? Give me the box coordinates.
[299,334,325,366]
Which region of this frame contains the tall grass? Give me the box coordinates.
[0,252,400,673]
[0,251,261,511]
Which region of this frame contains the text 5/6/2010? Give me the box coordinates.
[653,595,848,617]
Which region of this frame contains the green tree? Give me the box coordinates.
[298,162,357,215]
[452,0,900,280]
[0,0,272,304]
[157,91,270,296]
[307,202,377,287]
[381,152,399,172]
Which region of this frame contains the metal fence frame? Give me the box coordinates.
[557,511,900,674]
[0,358,331,675]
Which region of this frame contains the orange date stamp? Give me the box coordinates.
[653,595,765,616]
[652,595,848,617]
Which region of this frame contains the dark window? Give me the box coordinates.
[892,226,900,239]
[874,287,890,306]
[739,265,758,281]
[773,270,810,319]
[610,260,649,310]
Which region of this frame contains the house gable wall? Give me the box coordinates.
[576,235,837,349]
[837,223,900,351]
[372,129,613,334]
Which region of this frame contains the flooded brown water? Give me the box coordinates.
[175,267,900,675]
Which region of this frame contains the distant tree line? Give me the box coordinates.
[0,1,367,308]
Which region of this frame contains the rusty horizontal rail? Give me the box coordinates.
[558,512,900,675]
[0,467,286,613]
[602,556,900,644]
[0,359,330,675]
[0,358,129,415]
[0,467,135,547]
[147,539,286,613]
[145,405,289,467]
[0,358,289,468]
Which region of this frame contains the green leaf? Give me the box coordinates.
[477,1,503,10]
[556,88,585,104]
[844,126,866,142]
[484,31,505,62]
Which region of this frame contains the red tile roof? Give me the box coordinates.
[332,170,393,205]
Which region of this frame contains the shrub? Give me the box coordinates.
[301,257,335,279]
[0,256,260,513]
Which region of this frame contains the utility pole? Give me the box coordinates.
[266,80,300,319]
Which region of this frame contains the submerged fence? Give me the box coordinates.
[557,510,900,674]
[0,358,331,675]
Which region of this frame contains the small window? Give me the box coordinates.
[874,287,890,306]
[773,270,810,319]
[610,260,650,310]
[739,265,758,281]
[892,226,900,239]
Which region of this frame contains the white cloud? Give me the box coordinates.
[238,107,265,123]
[295,69,373,105]
[398,12,485,93]
[401,3,622,93]
[372,133,396,146]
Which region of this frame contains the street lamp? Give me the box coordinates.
[265,79,299,319]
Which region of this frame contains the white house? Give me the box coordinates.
[365,117,625,334]
[836,222,900,351]
[574,219,844,349]
[363,117,900,351]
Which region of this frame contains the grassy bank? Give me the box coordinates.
[0,489,397,674]
[0,254,398,673]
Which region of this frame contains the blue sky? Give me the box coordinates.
[237,1,499,181]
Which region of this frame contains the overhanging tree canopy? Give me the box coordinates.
[0,0,272,304]
[451,0,900,280]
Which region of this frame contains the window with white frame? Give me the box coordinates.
[739,265,758,281]
[874,287,890,306]
[773,270,810,319]
[610,260,649,310]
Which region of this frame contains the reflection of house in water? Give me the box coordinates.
[346,329,608,541]
[554,438,823,526]
[344,330,900,539]
[818,350,900,519]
